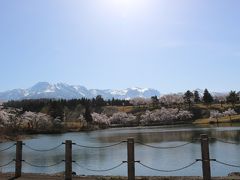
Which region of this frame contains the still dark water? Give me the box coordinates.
[1,124,240,176]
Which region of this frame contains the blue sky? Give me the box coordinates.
[0,0,240,93]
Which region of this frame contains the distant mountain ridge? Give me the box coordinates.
[0,82,161,100]
[193,88,228,97]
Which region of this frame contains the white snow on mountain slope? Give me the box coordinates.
[193,88,228,97]
[109,89,128,96]
[0,82,161,100]
[0,82,231,101]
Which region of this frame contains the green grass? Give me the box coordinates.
[64,121,84,129]
[194,114,240,124]
[115,106,135,113]
[194,103,236,110]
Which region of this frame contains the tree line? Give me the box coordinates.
[3,96,130,122]
[1,89,240,132]
[3,89,240,122]
[3,89,240,111]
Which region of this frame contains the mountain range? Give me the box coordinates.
[0,82,161,101]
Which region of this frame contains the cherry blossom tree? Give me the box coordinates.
[210,110,223,124]
[0,110,9,128]
[0,108,54,132]
[3,108,23,130]
[140,107,192,125]
[177,110,194,121]
[22,111,52,130]
[159,94,184,109]
[214,95,227,107]
[91,112,110,127]
[129,97,151,107]
[109,112,137,125]
[140,110,152,125]
[223,108,237,121]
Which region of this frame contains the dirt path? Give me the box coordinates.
[1,173,240,180]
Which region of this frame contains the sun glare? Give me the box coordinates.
[113,0,134,8]
[104,0,148,18]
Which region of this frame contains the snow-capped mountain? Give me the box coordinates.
[193,88,228,97]
[0,82,161,100]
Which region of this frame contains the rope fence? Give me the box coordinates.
[0,143,15,152]
[137,160,199,172]
[0,159,15,168]
[213,159,240,168]
[135,140,195,149]
[1,135,240,180]
[73,161,125,172]
[23,143,63,152]
[73,140,126,149]
[23,160,64,168]
[211,137,240,145]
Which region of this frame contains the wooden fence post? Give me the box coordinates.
[65,140,72,180]
[15,141,22,178]
[201,134,211,180]
[127,138,135,180]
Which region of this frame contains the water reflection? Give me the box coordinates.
[1,124,240,176]
[96,125,240,144]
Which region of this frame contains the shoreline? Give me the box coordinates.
[1,121,240,142]
[1,173,240,180]
[1,125,240,179]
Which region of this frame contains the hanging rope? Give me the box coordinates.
[0,144,15,152]
[0,160,14,167]
[24,143,63,152]
[214,159,240,168]
[137,160,199,172]
[73,141,126,149]
[211,138,240,145]
[136,140,196,149]
[23,160,64,168]
[73,161,125,172]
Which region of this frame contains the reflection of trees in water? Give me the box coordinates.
[72,144,125,166]
[211,130,240,143]
[21,149,65,173]
[96,126,240,144]
[97,130,198,143]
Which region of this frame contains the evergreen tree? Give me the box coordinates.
[151,96,159,107]
[84,105,93,124]
[202,89,213,105]
[194,90,200,103]
[226,91,239,108]
[184,90,194,109]
[48,100,64,120]
[95,95,105,107]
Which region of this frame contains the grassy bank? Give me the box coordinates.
[194,114,240,124]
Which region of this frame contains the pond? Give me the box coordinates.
[1,124,240,177]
